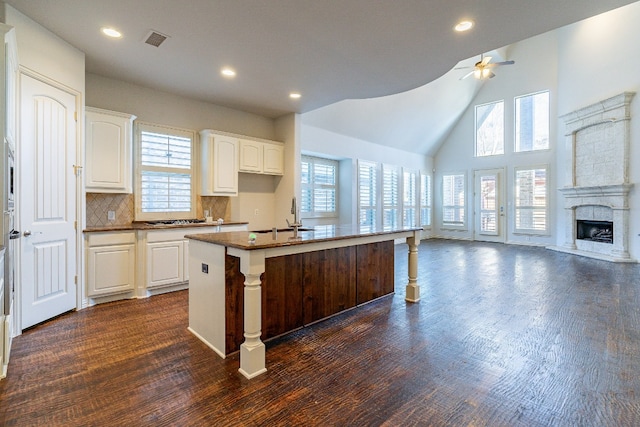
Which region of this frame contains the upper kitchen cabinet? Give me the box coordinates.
[239,139,284,175]
[200,130,239,196]
[85,107,136,193]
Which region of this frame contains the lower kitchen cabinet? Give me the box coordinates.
[146,240,184,288]
[86,231,136,297]
[143,224,248,294]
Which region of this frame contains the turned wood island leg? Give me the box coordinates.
[405,233,421,302]
[231,248,268,379]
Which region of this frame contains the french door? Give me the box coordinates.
[474,168,505,243]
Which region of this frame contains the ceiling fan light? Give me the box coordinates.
[473,69,482,79]
[482,68,491,78]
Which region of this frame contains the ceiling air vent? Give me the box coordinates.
[144,30,169,47]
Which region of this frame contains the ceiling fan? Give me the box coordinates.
[456,54,515,80]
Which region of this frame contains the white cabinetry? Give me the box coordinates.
[85,107,136,193]
[86,231,136,297]
[239,139,284,175]
[143,225,248,293]
[200,130,238,196]
[147,240,184,288]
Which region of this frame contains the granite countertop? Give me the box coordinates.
[83,220,249,233]
[186,224,422,250]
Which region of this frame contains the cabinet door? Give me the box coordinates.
[146,241,184,288]
[239,140,263,172]
[200,131,238,196]
[263,143,284,175]
[213,136,239,194]
[87,244,135,296]
[85,108,135,193]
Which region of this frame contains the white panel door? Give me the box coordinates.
[474,168,505,243]
[20,74,78,329]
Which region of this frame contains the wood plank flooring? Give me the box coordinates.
[1,240,640,426]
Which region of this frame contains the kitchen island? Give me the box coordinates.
[186,225,422,379]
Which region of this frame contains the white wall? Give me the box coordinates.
[434,30,559,245]
[5,5,85,93]
[86,73,275,139]
[300,124,432,226]
[556,1,640,259]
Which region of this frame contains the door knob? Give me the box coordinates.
[23,230,31,237]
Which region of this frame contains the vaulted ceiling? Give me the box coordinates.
[6,0,637,155]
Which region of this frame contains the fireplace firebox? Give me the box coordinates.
[576,220,613,244]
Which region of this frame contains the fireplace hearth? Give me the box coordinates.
[577,220,613,244]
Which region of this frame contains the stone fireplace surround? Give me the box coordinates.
[551,92,635,262]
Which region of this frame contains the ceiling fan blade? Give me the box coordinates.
[480,56,492,66]
[492,60,515,66]
[488,71,496,78]
[460,71,475,80]
[453,65,473,70]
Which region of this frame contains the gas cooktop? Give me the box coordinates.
[146,219,206,226]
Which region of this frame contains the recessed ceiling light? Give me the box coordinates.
[101,27,122,38]
[289,92,301,99]
[454,20,474,32]
[221,68,236,78]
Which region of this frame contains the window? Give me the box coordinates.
[301,155,338,218]
[136,123,195,220]
[475,100,504,156]
[442,173,465,227]
[419,173,431,227]
[515,91,549,152]
[358,160,378,233]
[515,167,548,233]
[403,170,418,228]
[382,164,400,231]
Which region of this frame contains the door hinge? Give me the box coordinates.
[74,111,78,122]
[74,220,77,230]
[74,275,78,285]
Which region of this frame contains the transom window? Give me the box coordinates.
[135,122,195,220]
[475,100,504,157]
[301,155,338,218]
[515,91,550,152]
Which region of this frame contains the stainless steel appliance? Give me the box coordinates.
[2,141,18,317]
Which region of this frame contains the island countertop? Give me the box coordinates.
[185,224,423,250]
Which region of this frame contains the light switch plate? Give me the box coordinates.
[107,211,115,221]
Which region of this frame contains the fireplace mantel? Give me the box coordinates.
[550,92,636,263]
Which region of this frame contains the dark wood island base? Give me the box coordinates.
[187,226,421,379]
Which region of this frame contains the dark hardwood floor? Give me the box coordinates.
[1,240,640,426]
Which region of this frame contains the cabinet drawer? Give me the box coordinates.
[87,231,135,246]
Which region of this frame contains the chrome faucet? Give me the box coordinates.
[286,196,303,237]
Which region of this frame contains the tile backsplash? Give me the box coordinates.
[86,193,134,227]
[86,193,230,227]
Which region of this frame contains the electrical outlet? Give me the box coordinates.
[201,263,208,274]
[107,211,115,221]
[254,209,259,216]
